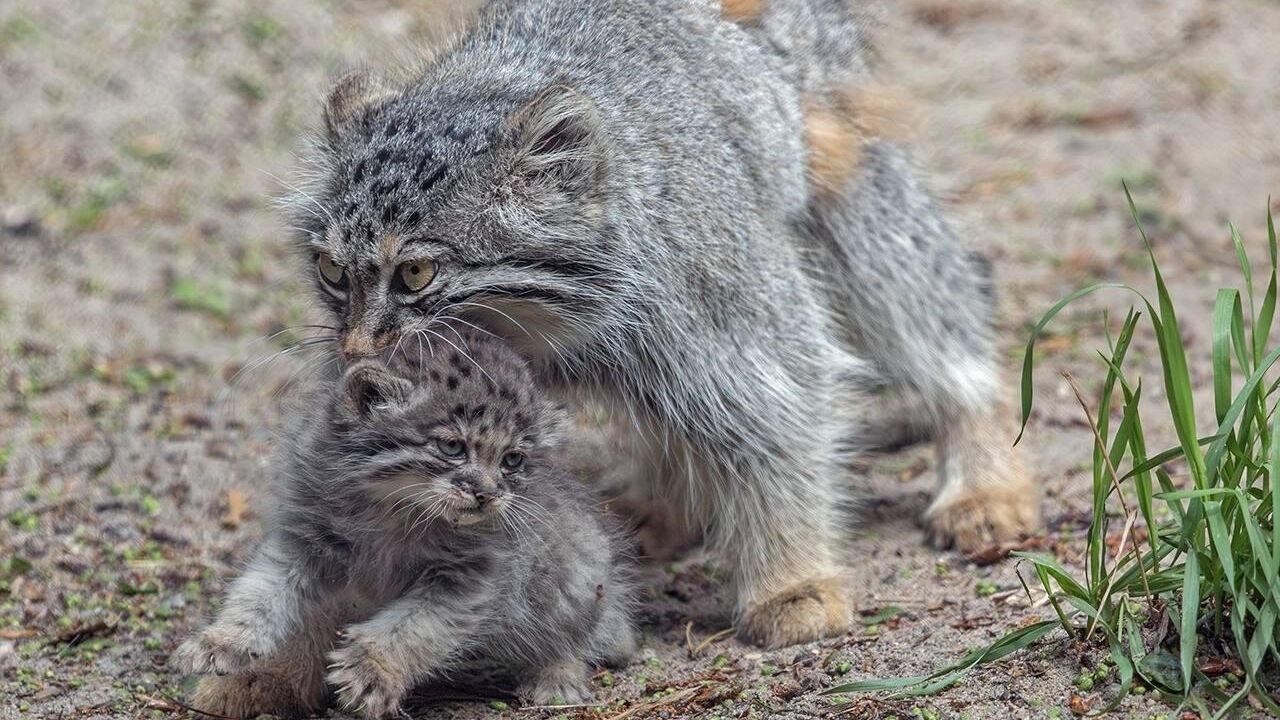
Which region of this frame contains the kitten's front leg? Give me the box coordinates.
[174,535,318,675]
[327,589,489,719]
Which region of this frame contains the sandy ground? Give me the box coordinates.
[2,1,1279,718]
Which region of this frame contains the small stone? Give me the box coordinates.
[1,206,40,236]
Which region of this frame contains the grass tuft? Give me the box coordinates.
[831,191,1280,716]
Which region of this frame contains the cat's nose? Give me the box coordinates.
[473,490,493,506]
[340,327,390,359]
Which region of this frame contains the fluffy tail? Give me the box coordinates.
[722,0,872,96]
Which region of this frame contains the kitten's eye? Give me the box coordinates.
[500,451,525,472]
[317,252,347,290]
[436,438,465,458]
[397,259,436,293]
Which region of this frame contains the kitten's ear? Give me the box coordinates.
[323,70,396,147]
[499,85,608,209]
[338,363,413,418]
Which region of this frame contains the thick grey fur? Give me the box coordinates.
[174,331,636,717]
[287,0,1027,647]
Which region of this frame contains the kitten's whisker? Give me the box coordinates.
[379,482,434,523]
[409,495,449,538]
[503,502,548,549]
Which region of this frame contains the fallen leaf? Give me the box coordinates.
[1196,656,1244,677]
[1068,694,1093,715]
[221,489,249,529]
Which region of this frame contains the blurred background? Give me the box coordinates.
[1,1,1278,717]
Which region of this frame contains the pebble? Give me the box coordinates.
[1,206,41,236]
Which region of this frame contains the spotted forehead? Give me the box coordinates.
[417,345,534,398]
[330,102,498,246]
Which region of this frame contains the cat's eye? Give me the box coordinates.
[397,259,436,293]
[317,252,347,290]
[436,438,465,458]
[500,451,525,472]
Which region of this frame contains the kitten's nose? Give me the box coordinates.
[473,490,493,506]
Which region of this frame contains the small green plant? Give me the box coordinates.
[170,278,232,318]
[826,190,1280,717]
[1010,191,1280,716]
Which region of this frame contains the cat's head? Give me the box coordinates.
[329,330,569,529]
[294,70,615,368]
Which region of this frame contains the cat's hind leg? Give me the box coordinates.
[806,142,1039,550]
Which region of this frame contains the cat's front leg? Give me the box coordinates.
[174,535,318,675]
[327,590,488,719]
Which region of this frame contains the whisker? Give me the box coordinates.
[422,327,497,385]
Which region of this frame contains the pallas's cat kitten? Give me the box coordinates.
[173,330,636,719]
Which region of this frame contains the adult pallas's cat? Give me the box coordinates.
[290,0,1035,649]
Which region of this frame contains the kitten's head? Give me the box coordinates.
[295,69,614,367]
[330,329,569,529]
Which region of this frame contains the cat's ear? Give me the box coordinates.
[497,85,608,216]
[323,70,396,147]
[338,363,413,418]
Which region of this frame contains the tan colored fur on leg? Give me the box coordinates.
[804,85,917,195]
[925,406,1038,551]
[721,0,765,24]
[740,575,853,649]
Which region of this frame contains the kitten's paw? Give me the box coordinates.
[191,672,315,719]
[173,625,266,675]
[740,576,852,648]
[327,638,408,719]
[518,658,591,706]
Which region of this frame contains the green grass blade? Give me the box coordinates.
[1271,404,1280,579]
[1125,183,1208,487]
[1211,289,1240,422]
[1016,282,1126,443]
[1203,344,1280,484]
[823,621,1058,698]
[1180,549,1200,693]
[1121,435,1220,482]
[1010,552,1091,600]
[1254,210,1277,365]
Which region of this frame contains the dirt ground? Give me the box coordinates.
[3,1,1280,718]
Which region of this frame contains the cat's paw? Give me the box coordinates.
[326,637,409,719]
[925,485,1038,552]
[740,576,852,648]
[928,418,1039,552]
[518,659,591,706]
[173,625,267,676]
[191,672,314,719]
